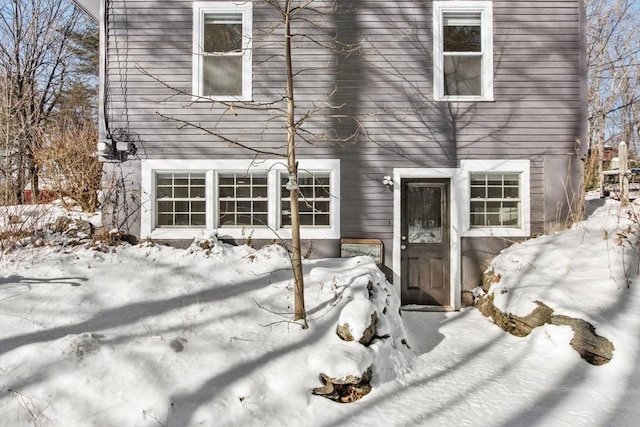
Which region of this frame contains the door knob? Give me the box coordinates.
[400,244,406,250]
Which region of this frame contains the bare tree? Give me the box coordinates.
[0,0,91,204]
[587,0,640,190]
[141,0,358,325]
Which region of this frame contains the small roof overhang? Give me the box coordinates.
[72,0,99,21]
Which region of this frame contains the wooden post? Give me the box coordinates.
[619,141,629,206]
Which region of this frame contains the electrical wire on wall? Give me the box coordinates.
[103,0,138,161]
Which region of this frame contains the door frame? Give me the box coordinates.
[392,168,462,310]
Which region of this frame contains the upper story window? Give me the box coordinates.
[193,2,253,101]
[433,1,493,101]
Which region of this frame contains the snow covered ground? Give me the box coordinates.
[0,198,638,426]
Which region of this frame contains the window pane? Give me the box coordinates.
[407,185,443,243]
[300,214,314,226]
[470,200,485,213]
[203,56,242,96]
[175,201,189,212]
[156,175,173,186]
[314,185,330,198]
[204,14,242,53]
[236,186,251,198]
[174,186,189,198]
[191,176,206,185]
[191,186,206,198]
[470,212,485,227]
[236,215,251,226]
[253,200,268,213]
[487,186,503,199]
[298,202,310,213]
[234,200,249,212]
[219,176,235,186]
[174,176,189,186]
[444,55,481,96]
[157,214,173,226]
[175,214,190,226]
[297,175,315,186]
[254,214,268,225]
[315,214,330,226]
[443,20,481,52]
[315,201,330,213]
[469,173,521,228]
[158,201,173,212]
[486,213,500,226]
[192,201,206,213]
[254,186,267,198]
[192,214,206,226]
[252,176,267,186]
[504,186,519,198]
[501,202,520,226]
[470,186,485,198]
[157,187,173,199]
[486,174,504,186]
[503,174,520,186]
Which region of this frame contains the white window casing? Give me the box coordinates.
[192,1,253,101]
[141,159,340,240]
[433,1,494,101]
[460,159,530,237]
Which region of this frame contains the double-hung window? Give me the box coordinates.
[218,172,268,227]
[461,160,530,237]
[470,173,521,227]
[281,172,332,227]
[193,2,252,100]
[433,1,493,101]
[156,173,207,227]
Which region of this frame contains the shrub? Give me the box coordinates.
[34,120,102,212]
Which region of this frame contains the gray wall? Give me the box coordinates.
[103,0,586,289]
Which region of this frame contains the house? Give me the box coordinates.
[73,0,587,310]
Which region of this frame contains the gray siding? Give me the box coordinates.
[103,0,585,284]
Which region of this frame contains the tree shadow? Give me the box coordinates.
[400,310,446,355]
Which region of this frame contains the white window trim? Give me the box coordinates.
[192,1,253,101]
[141,159,340,241]
[460,159,530,237]
[433,1,494,102]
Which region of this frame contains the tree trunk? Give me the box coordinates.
[284,0,306,326]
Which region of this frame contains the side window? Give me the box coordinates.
[433,2,493,101]
[156,172,207,227]
[470,172,521,227]
[193,2,252,100]
[218,172,268,227]
[461,159,530,237]
[280,172,332,227]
